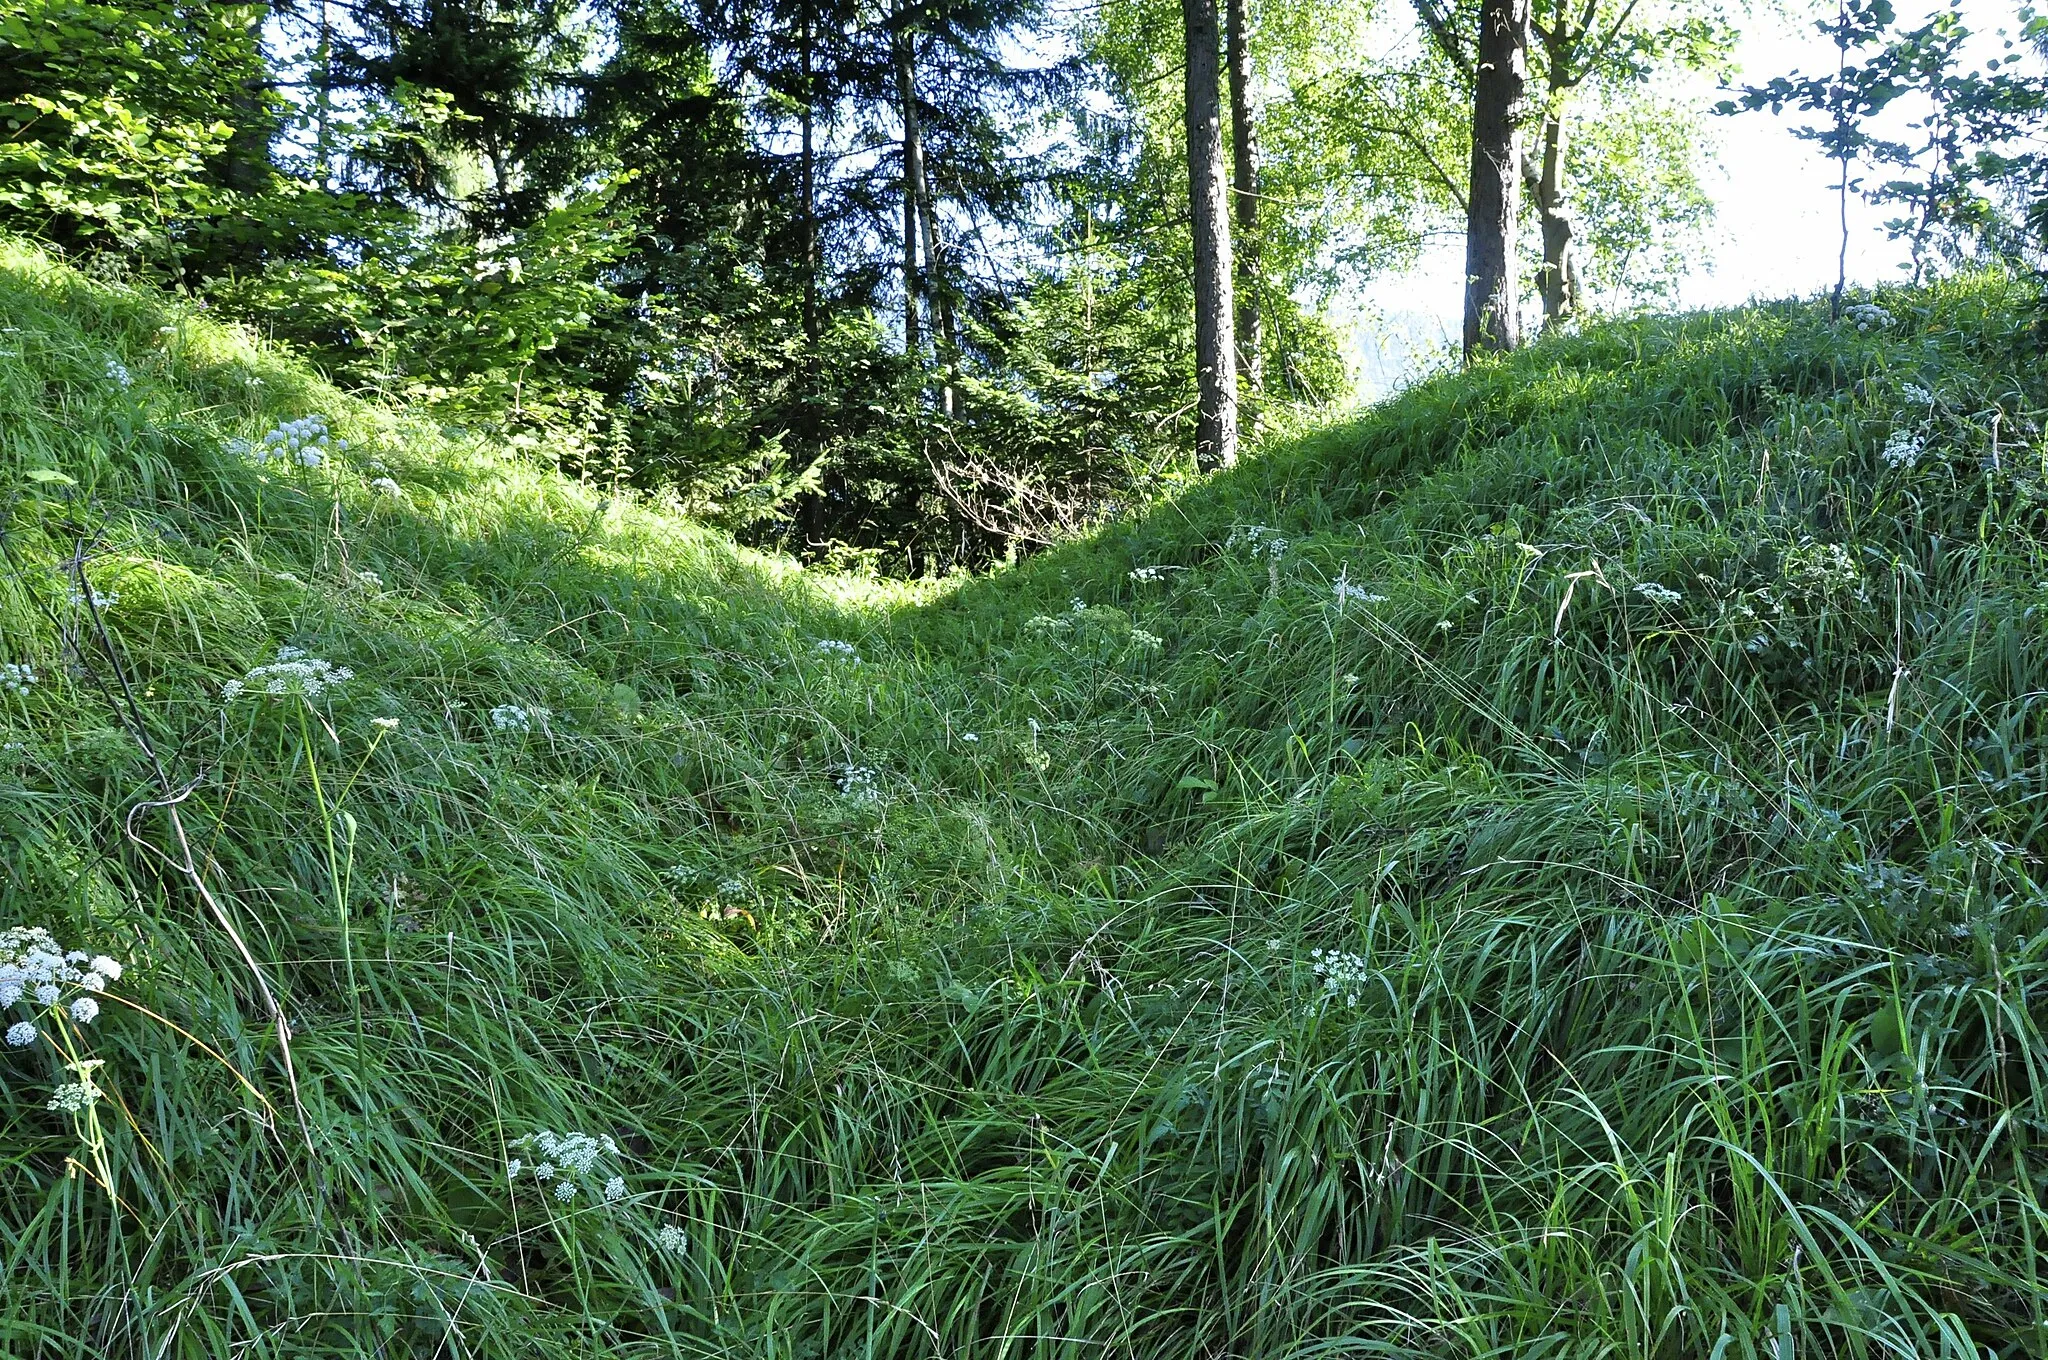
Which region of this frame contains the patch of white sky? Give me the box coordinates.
[1346,0,2030,398]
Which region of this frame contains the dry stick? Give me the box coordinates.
[55,538,315,1152]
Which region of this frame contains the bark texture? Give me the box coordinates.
[910,70,958,414]
[895,26,923,359]
[1182,0,1238,471]
[1529,110,1576,326]
[1462,0,1528,359]
[799,2,819,350]
[1224,0,1262,417]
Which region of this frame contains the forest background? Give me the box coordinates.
[4,0,2044,572]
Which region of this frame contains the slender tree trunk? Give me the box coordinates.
[1224,0,1262,421]
[314,0,334,193]
[1830,0,1849,320]
[909,38,957,415]
[1531,109,1575,327]
[895,26,923,360]
[218,10,277,209]
[1182,0,1238,471]
[800,2,819,351]
[796,0,824,551]
[1462,0,1528,358]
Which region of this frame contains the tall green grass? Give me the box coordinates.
[2,239,2045,1356]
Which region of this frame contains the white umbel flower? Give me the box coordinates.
[490,703,547,732]
[46,1081,98,1113]
[223,648,353,701]
[1309,948,1373,1008]
[1333,571,1388,607]
[507,1129,629,1208]
[5,1021,35,1047]
[1882,428,1924,469]
[244,414,337,468]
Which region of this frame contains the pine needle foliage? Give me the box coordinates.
[2,238,2046,1356]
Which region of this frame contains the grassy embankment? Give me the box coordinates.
[2,239,2046,1356]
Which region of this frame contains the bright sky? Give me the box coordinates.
[1347,0,2017,397]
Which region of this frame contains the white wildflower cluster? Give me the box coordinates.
[837,764,882,806]
[0,926,125,1049]
[1900,382,1934,406]
[237,415,346,468]
[222,646,353,702]
[1882,428,1924,469]
[655,1224,689,1254]
[65,586,118,611]
[1633,582,1683,606]
[1,663,34,696]
[47,1079,101,1114]
[1333,571,1388,608]
[103,357,132,388]
[490,703,548,732]
[1128,566,1169,583]
[1225,525,1290,561]
[1841,303,1893,333]
[354,569,383,587]
[507,1130,627,1206]
[1129,628,1164,650]
[1309,948,1372,1008]
[369,477,404,498]
[815,639,860,661]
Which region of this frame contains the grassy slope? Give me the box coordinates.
[2,238,2046,1357]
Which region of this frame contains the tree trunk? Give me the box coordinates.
[800,0,819,351]
[1182,0,1238,471]
[909,39,958,415]
[895,26,923,360]
[1225,0,1262,421]
[314,0,334,192]
[1531,109,1575,327]
[1462,0,1528,358]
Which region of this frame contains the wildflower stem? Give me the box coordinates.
[297,701,361,1036]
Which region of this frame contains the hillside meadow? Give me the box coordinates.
[1,241,2045,1356]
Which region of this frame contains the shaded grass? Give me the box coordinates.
[2,238,2046,1356]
